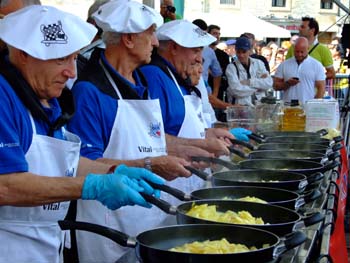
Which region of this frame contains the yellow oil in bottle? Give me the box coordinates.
[280,101,306,131]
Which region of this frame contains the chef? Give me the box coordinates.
[141,20,252,192]
[0,5,164,263]
[66,1,201,262]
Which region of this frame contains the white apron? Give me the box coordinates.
[166,69,208,197]
[76,62,167,263]
[0,114,80,263]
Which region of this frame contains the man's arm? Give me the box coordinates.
[325,66,336,80]
[314,80,326,98]
[0,172,85,206]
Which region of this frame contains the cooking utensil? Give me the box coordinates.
[58,221,306,263]
[148,182,321,210]
[185,166,311,193]
[237,159,340,177]
[255,129,328,139]
[189,157,329,186]
[229,148,340,163]
[189,186,321,210]
[247,134,342,147]
[230,139,343,154]
[143,196,324,237]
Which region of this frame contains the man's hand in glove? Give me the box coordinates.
[81,165,164,210]
[230,127,252,142]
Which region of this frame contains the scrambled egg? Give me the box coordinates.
[322,128,341,140]
[169,238,269,254]
[235,196,267,204]
[186,204,265,225]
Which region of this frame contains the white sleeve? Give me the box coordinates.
[249,60,273,90]
[225,63,256,98]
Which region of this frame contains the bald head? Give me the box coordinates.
[294,36,309,63]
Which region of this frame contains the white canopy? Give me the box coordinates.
[185,12,291,39]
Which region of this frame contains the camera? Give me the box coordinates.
[166,5,176,13]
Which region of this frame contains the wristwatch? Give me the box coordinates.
[144,157,152,171]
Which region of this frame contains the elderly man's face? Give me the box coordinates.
[172,45,203,80]
[132,25,159,65]
[23,52,77,102]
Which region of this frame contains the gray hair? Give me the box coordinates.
[102,31,122,45]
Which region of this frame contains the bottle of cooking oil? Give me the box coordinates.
[280,100,306,131]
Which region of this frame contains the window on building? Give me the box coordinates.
[220,0,235,5]
[272,0,286,7]
[320,0,333,9]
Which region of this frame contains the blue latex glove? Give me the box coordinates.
[81,168,162,210]
[115,164,164,198]
[230,127,252,142]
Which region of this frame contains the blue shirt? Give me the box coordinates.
[202,46,222,82]
[140,61,190,136]
[67,53,146,160]
[0,75,64,174]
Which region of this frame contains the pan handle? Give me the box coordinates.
[301,211,325,227]
[273,231,307,258]
[191,156,238,170]
[302,189,322,204]
[229,138,257,151]
[184,165,211,181]
[248,133,265,143]
[146,181,191,201]
[58,220,136,248]
[319,160,340,174]
[332,135,343,143]
[317,129,328,136]
[140,193,177,215]
[307,172,324,184]
[326,151,341,161]
[227,146,249,159]
[331,143,343,152]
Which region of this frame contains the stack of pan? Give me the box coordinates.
[58,130,342,262]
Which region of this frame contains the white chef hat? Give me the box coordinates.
[156,20,216,48]
[0,5,97,60]
[92,0,163,34]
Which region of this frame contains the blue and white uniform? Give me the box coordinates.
[141,55,207,194]
[68,50,167,262]
[0,73,80,263]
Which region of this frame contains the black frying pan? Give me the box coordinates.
[58,221,306,263]
[255,129,328,139]
[237,159,340,177]
[247,134,342,147]
[230,139,343,154]
[187,156,326,189]
[189,186,321,210]
[229,148,340,163]
[185,166,311,193]
[149,182,321,210]
[143,196,324,237]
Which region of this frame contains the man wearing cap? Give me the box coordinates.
[67,2,203,262]
[140,20,251,191]
[226,36,273,106]
[0,5,164,263]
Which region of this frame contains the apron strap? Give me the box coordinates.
[99,59,124,100]
[167,67,185,96]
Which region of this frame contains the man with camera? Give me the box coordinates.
[160,0,182,23]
